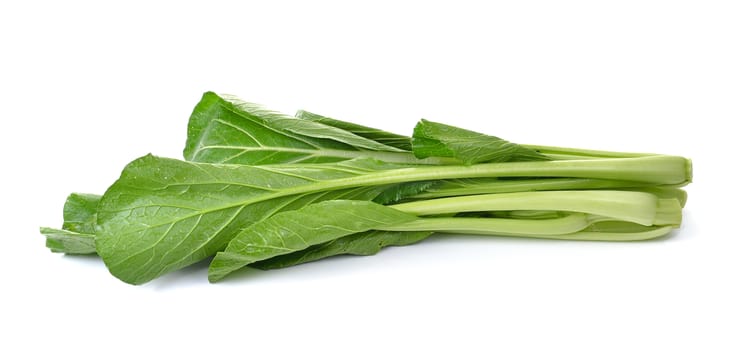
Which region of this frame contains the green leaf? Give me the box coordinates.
[208,200,418,282]
[184,92,425,165]
[251,230,433,270]
[412,119,550,164]
[95,155,411,284]
[307,180,434,267]
[61,193,101,233]
[296,109,413,151]
[412,178,652,199]
[41,193,100,254]
[257,179,433,268]
[372,181,436,204]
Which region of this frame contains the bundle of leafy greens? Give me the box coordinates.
[40,92,693,284]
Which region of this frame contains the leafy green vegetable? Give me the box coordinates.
[180,96,689,274]
[412,119,551,164]
[96,152,689,284]
[209,200,419,282]
[184,95,665,270]
[39,93,692,285]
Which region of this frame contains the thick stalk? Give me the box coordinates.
[390,190,664,226]
[338,155,691,190]
[521,225,674,241]
[384,215,676,241]
[411,178,652,199]
[383,213,593,235]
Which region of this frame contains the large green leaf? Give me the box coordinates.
[208,200,418,282]
[95,156,411,284]
[184,92,427,165]
[412,119,551,164]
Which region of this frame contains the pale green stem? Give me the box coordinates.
[390,190,663,226]
[345,155,692,188]
[525,225,674,241]
[411,178,651,199]
[382,213,594,236]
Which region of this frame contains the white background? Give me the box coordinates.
[1,1,740,349]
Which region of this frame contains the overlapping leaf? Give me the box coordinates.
[182,95,442,268]
[252,230,433,270]
[184,92,418,165]
[208,200,419,281]
[412,119,550,164]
